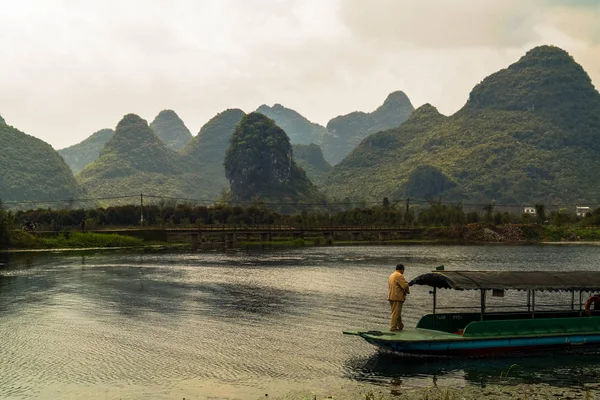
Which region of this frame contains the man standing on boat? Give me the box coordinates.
[388,264,410,331]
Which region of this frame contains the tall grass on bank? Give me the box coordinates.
[9,231,144,249]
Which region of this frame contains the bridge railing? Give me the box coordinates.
[28,223,424,233]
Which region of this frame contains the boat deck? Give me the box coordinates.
[343,328,463,342]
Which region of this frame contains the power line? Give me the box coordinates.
[2,194,139,205]
[3,193,600,210]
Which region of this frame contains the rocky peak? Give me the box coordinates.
[149,109,193,151]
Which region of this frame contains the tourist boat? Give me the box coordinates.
[344,270,600,357]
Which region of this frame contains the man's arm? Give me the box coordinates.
[399,275,410,294]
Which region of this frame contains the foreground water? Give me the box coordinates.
[2,244,600,399]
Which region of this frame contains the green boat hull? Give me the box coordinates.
[344,314,600,357]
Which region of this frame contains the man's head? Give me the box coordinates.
[396,264,405,272]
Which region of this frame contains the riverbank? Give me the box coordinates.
[421,223,600,243]
[4,223,600,251]
[240,223,600,247]
[7,230,146,249]
[273,383,598,400]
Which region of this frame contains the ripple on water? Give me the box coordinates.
[2,245,600,399]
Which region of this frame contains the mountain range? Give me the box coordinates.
[57,92,411,178]
[149,109,193,151]
[78,114,186,199]
[320,91,415,164]
[1,116,81,202]
[181,108,246,199]
[3,45,599,209]
[326,45,600,205]
[255,103,327,146]
[75,109,332,203]
[58,129,115,174]
[292,144,332,186]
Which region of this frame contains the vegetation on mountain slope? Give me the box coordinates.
[149,109,193,151]
[59,109,191,174]
[0,122,81,202]
[182,108,246,199]
[326,46,600,205]
[78,114,185,200]
[0,200,14,248]
[292,144,332,186]
[321,91,415,165]
[256,104,327,145]
[182,109,330,200]
[225,113,324,209]
[58,129,115,174]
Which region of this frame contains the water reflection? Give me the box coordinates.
[3,245,600,399]
[345,349,600,388]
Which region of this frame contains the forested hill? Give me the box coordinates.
[292,144,332,186]
[0,114,5,125]
[320,91,415,165]
[78,114,185,198]
[181,108,246,199]
[225,112,325,210]
[149,110,193,151]
[326,46,600,205]
[58,109,192,174]
[181,109,332,200]
[0,122,81,201]
[255,104,327,145]
[466,45,600,150]
[58,129,115,174]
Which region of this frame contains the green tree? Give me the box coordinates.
[0,200,14,248]
[535,204,546,224]
[551,208,572,226]
[483,203,495,223]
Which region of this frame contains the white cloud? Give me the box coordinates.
[0,0,599,149]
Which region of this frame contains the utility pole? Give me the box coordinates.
[140,193,144,226]
[405,198,410,226]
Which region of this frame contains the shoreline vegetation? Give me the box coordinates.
[2,200,600,251]
[2,223,600,252]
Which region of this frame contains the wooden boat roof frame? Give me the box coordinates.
[409,270,600,292]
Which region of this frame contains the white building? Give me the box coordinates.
[524,207,536,216]
[576,206,590,217]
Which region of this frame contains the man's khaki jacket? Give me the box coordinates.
[388,271,410,301]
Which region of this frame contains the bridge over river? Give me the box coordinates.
[84,225,423,244]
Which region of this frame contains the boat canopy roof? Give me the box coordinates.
[409,271,600,291]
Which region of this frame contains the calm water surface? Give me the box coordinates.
[2,244,600,399]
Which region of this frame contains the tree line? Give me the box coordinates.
[3,199,599,232]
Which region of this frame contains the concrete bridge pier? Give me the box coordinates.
[260,232,271,242]
[351,231,363,241]
[191,232,202,245]
[292,231,304,240]
[322,231,333,240]
[395,230,412,239]
[226,232,237,244]
[378,231,391,241]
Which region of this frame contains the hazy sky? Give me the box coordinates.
[1,0,599,149]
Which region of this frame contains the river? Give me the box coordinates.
[1,244,600,399]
